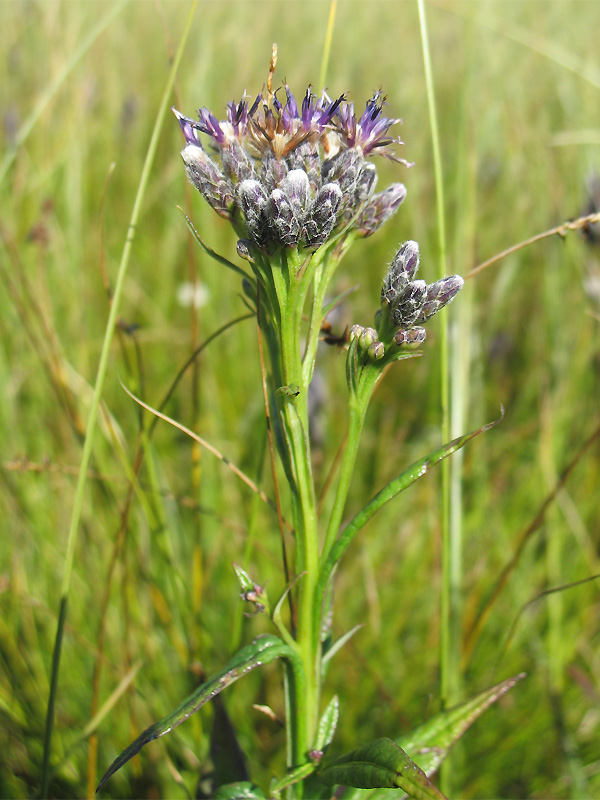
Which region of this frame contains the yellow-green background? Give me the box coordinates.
[1,1,599,797]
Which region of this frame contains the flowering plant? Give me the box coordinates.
[98,55,520,799]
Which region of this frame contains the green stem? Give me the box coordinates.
[40,5,198,795]
[322,366,380,560]
[314,363,380,662]
[270,250,321,779]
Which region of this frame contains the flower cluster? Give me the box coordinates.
[351,241,464,362]
[173,86,409,252]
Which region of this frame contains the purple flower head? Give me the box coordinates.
[174,69,410,250]
[172,108,201,146]
[226,97,252,140]
[335,91,407,162]
[301,88,344,135]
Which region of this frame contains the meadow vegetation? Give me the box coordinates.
[1,1,599,797]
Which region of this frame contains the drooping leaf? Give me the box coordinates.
[212,782,268,799]
[318,737,447,800]
[338,673,525,800]
[96,635,298,792]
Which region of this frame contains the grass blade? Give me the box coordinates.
[40,3,199,795]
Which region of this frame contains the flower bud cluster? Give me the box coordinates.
[349,241,463,365]
[349,324,385,362]
[174,86,410,252]
[382,240,463,346]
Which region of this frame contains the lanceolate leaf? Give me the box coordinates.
[317,410,503,594]
[397,672,526,778]
[338,673,524,800]
[96,635,299,792]
[314,694,340,752]
[318,737,447,800]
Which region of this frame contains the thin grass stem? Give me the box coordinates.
[318,0,338,90]
[40,5,198,794]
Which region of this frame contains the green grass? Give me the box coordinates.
[1,1,600,797]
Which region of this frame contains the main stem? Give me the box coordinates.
[273,252,321,781]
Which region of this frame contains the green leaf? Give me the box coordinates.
[314,694,340,753]
[96,635,296,792]
[338,673,525,800]
[213,782,268,799]
[397,673,526,778]
[318,737,447,799]
[178,207,251,280]
[317,410,504,595]
[233,562,256,594]
[322,625,364,666]
[270,761,318,794]
[233,563,270,615]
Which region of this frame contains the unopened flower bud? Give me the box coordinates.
[359,327,378,350]
[260,152,289,192]
[322,148,362,194]
[303,183,342,249]
[268,188,301,247]
[381,240,420,305]
[354,162,378,208]
[394,326,426,347]
[238,180,269,245]
[357,183,407,238]
[180,144,235,219]
[368,341,385,360]
[390,279,427,327]
[279,169,310,213]
[349,324,364,342]
[417,275,464,322]
[221,138,257,183]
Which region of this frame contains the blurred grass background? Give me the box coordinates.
[1,0,599,797]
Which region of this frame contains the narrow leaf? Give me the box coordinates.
[339,673,525,800]
[314,695,340,752]
[397,672,526,777]
[270,761,318,793]
[322,625,364,666]
[318,410,503,594]
[318,738,447,799]
[179,207,251,279]
[97,635,295,792]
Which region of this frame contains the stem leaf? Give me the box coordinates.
[321,409,504,582]
[97,635,295,792]
[396,672,526,779]
[338,673,525,799]
[318,737,447,799]
[314,694,340,752]
[178,207,251,280]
